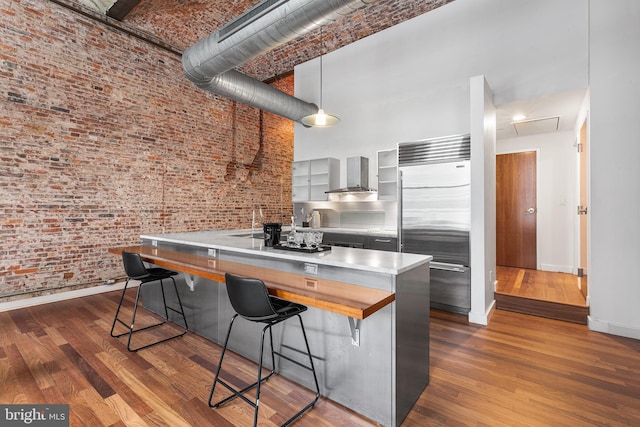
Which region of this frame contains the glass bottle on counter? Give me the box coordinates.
[288,216,298,247]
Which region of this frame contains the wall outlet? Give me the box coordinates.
[305,278,318,290]
[207,248,217,257]
[304,263,318,275]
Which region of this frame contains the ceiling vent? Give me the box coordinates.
[513,117,559,136]
[217,0,290,42]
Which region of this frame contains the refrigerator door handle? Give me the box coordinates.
[398,169,404,251]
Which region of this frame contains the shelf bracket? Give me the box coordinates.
[184,274,195,291]
[348,317,361,347]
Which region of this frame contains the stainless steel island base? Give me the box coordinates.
[136,231,431,426]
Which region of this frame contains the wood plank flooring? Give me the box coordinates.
[496,266,587,306]
[495,266,589,324]
[2,291,640,426]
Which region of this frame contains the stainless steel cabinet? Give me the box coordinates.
[322,232,398,252]
[321,232,366,248]
[366,236,398,252]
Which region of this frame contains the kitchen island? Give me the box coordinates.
[123,229,431,426]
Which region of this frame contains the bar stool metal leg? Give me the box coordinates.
[209,315,320,426]
[208,315,276,412]
[209,273,320,426]
[110,276,188,352]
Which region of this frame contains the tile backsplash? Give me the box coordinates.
[293,200,397,230]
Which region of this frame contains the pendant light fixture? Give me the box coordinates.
[301,26,340,127]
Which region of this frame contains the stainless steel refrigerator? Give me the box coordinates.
[398,134,471,314]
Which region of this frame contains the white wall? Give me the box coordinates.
[294,0,588,189]
[469,75,497,325]
[497,131,577,273]
[588,0,640,339]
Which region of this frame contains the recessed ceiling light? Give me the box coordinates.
[512,114,527,122]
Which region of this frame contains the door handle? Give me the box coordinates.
[525,207,536,214]
[577,205,588,215]
[430,263,467,272]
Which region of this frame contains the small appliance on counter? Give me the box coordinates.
[262,223,282,247]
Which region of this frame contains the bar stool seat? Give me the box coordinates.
[209,273,320,426]
[110,251,188,352]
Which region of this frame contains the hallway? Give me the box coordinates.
[495,266,589,324]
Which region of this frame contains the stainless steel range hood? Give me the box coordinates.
[327,156,377,193]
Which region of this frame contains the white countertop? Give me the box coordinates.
[140,229,429,275]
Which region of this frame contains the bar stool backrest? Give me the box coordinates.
[225,273,278,322]
[122,251,150,279]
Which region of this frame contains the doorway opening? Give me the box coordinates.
[495,146,588,324]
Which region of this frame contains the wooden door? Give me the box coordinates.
[578,121,589,299]
[496,152,537,269]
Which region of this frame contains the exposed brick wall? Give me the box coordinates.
[124,0,456,81]
[0,0,293,301]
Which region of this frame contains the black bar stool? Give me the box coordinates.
[110,251,188,352]
[209,273,320,426]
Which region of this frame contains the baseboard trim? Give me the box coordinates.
[540,264,574,274]
[588,316,640,340]
[468,299,496,326]
[0,281,134,313]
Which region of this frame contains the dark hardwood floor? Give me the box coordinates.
[2,290,640,426]
[495,266,590,324]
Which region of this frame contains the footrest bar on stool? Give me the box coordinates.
[210,371,275,409]
[111,318,169,337]
[127,329,188,352]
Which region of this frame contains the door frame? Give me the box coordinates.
[495,148,541,270]
[576,114,590,302]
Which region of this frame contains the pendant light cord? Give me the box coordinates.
[300,25,340,127]
[319,26,323,109]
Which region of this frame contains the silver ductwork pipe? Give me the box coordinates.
[182,0,372,123]
[200,69,319,121]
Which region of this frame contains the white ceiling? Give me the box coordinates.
[496,88,587,140]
